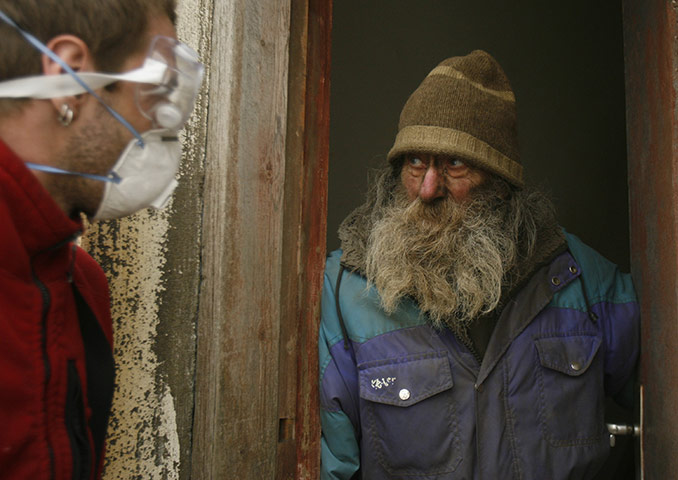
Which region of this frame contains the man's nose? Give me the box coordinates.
[418,165,446,203]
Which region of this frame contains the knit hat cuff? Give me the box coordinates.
[387,125,524,187]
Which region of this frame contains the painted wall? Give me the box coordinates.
[328,0,630,272]
[82,0,211,478]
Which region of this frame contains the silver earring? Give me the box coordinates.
[58,104,74,126]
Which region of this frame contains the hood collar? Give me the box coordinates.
[0,140,82,256]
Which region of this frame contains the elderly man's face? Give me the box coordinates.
[400,153,487,203]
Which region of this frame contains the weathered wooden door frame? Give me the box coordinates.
[190,0,329,478]
[277,0,330,477]
[623,0,678,478]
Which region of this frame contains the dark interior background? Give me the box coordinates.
[328,1,634,478]
[328,0,630,273]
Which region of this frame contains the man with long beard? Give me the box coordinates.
[319,50,639,480]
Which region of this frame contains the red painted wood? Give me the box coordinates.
[624,0,678,477]
[275,0,330,478]
[294,1,331,477]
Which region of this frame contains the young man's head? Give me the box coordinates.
[0,0,177,115]
[0,0,203,220]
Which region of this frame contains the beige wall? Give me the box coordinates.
[82,0,210,477]
[82,0,301,478]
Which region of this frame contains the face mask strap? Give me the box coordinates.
[24,162,122,184]
[0,9,145,147]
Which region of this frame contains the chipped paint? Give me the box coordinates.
[80,1,211,478]
[83,208,181,479]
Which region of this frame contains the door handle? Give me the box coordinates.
[607,422,640,447]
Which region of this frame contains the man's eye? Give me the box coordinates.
[447,158,465,168]
[409,157,424,167]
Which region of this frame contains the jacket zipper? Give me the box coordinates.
[31,267,55,480]
[454,328,483,365]
[65,360,92,480]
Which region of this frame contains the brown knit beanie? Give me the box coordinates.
[387,50,523,187]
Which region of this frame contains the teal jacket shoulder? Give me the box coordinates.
[552,231,637,310]
[321,250,426,350]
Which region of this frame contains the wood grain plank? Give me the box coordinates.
[192,1,292,477]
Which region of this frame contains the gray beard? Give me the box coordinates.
[365,180,519,329]
[343,167,562,332]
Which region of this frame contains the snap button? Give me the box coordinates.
[551,276,561,286]
[399,389,411,401]
[570,362,582,371]
[569,265,578,274]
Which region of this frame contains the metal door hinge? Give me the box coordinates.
[606,422,640,447]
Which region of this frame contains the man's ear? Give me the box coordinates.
[42,35,96,119]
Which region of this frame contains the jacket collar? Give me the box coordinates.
[0,140,82,257]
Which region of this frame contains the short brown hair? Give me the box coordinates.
[0,0,176,114]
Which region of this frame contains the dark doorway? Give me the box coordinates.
[328,1,633,478]
[328,1,629,269]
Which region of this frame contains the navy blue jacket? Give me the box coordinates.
[319,233,639,479]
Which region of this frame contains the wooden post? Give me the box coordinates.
[191,0,292,476]
[623,0,678,477]
[191,0,329,477]
[85,0,328,476]
[277,0,330,477]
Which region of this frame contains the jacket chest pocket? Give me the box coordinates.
[358,351,461,477]
[534,334,605,446]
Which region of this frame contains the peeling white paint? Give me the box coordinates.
[78,1,211,478]
[159,383,182,476]
[95,208,181,479]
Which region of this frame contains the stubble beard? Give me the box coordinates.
[56,101,129,218]
[365,179,519,330]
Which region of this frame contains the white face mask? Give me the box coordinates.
[92,129,181,220]
[0,11,204,220]
[22,127,183,220]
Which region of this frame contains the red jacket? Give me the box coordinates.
[0,141,114,480]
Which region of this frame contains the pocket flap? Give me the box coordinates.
[358,352,453,407]
[535,335,601,376]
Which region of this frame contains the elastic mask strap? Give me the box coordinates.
[0,9,145,147]
[0,60,167,99]
[25,162,122,184]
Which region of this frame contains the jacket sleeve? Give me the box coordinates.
[320,390,360,479]
[319,258,361,480]
[598,266,640,407]
[566,233,640,405]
